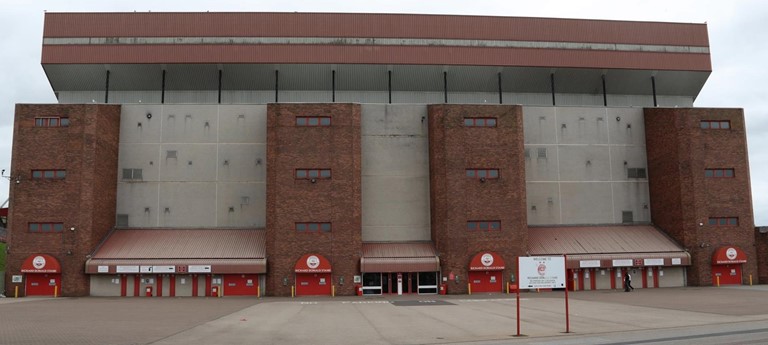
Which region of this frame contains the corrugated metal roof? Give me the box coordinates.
[362,242,437,257]
[528,226,690,269]
[84,258,266,274]
[361,242,440,272]
[91,228,266,259]
[528,225,685,255]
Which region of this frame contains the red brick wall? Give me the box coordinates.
[645,108,756,286]
[428,105,527,294]
[757,230,768,284]
[265,104,362,296]
[5,104,121,296]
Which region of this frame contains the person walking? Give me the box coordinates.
[624,272,634,292]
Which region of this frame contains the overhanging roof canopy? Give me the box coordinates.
[528,225,690,269]
[85,228,266,274]
[40,12,711,99]
[361,242,440,273]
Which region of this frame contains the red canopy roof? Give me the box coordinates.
[712,246,747,264]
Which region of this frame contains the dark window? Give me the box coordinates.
[622,211,633,223]
[28,222,64,233]
[295,169,331,180]
[464,117,497,127]
[467,221,501,231]
[296,116,331,126]
[31,169,66,180]
[122,168,143,181]
[708,217,739,226]
[35,117,69,127]
[627,168,647,179]
[700,120,731,130]
[296,222,332,233]
[466,169,500,179]
[705,168,734,178]
[116,214,129,227]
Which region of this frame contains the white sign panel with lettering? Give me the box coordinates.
[116,266,140,273]
[579,260,600,268]
[153,265,176,273]
[97,265,109,273]
[188,265,212,273]
[612,259,633,267]
[519,256,566,289]
[644,258,664,266]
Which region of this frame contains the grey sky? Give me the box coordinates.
[2,1,766,224]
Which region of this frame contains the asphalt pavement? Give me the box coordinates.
[1,285,767,345]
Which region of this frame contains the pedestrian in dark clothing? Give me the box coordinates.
[624,272,634,292]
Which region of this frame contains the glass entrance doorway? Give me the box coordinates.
[361,272,438,295]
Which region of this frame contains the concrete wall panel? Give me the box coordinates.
[158,183,217,227]
[526,182,561,225]
[216,182,266,227]
[160,105,219,143]
[559,182,614,224]
[116,182,160,227]
[217,105,267,143]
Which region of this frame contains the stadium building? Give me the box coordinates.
[3,12,759,297]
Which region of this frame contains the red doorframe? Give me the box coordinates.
[133,275,140,297]
[577,270,585,290]
[652,267,659,288]
[589,269,596,290]
[205,275,212,296]
[169,274,176,297]
[120,275,127,297]
[469,270,503,293]
[192,274,198,297]
[712,264,742,285]
[641,268,648,288]
[157,275,163,297]
[25,274,61,296]
[609,268,616,289]
[295,273,332,296]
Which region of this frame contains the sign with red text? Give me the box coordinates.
[519,256,566,289]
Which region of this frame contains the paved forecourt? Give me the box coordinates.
[2,286,768,345]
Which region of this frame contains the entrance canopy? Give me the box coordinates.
[85,229,266,274]
[361,242,440,273]
[712,246,747,264]
[528,225,690,269]
[295,253,332,273]
[21,254,61,273]
[469,251,505,271]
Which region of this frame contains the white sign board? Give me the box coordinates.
[579,260,600,268]
[116,266,140,273]
[671,258,682,265]
[97,265,109,273]
[612,259,633,267]
[519,256,566,289]
[153,265,176,273]
[12,275,23,283]
[644,258,664,266]
[188,265,212,273]
[140,266,154,273]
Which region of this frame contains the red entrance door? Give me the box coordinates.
[296,273,332,296]
[26,274,61,296]
[223,275,260,296]
[469,271,503,293]
[712,264,742,285]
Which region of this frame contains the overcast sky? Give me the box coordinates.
[1,1,767,224]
